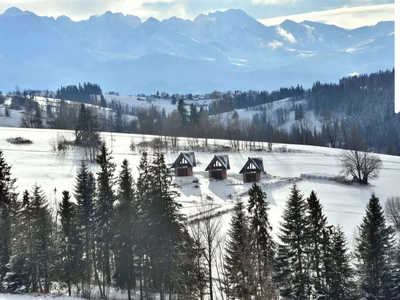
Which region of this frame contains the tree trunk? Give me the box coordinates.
[208,254,213,300]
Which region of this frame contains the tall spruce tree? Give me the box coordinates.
[306,190,328,298]
[225,199,252,299]
[392,242,400,299]
[247,183,276,299]
[58,190,81,296]
[114,159,136,300]
[276,184,310,300]
[94,142,116,287]
[136,151,152,299]
[177,99,188,125]
[355,193,395,299]
[0,150,17,286]
[74,160,96,293]
[30,184,53,293]
[326,226,356,300]
[147,151,184,299]
[3,190,32,293]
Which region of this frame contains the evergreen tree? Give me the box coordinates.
[0,150,17,286]
[247,183,276,299]
[274,244,292,299]
[177,99,188,125]
[189,104,199,124]
[3,190,32,293]
[306,190,328,298]
[94,142,116,287]
[114,159,136,300]
[355,193,395,299]
[147,151,184,299]
[326,226,356,300]
[74,160,96,293]
[30,185,53,293]
[136,151,195,299]
[275,184,310,300]
[135,151,152,298]
[225,199,252,299]
[391,242,400,299]
[58,190,81,296]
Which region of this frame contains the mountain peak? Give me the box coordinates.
[2,7,32,17]
[207,8,251,20]
[280,19,299,26]
[144,17,161,25]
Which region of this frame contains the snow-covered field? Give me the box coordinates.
[1,127,399,245]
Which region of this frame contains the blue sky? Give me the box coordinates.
[0,0,395,28]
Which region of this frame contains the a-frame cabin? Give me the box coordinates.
[239,157,264,183]
[205,155,230,180]
[171,152,196,176]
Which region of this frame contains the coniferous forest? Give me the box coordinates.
[1,146,400,300]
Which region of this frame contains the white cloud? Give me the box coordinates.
[267,40,283,49]
[257,3,394,29]
[276,26,297,43]
[253,0,301,5]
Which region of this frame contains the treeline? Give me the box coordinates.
[308,69,399,154]
[134,100,322,148]
[208,85,305,115]
[1,147,400,299]
[55,83,106,106]
[9,70,400,154]
[133,70,398,155]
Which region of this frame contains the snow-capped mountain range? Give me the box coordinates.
[0,7,394,94]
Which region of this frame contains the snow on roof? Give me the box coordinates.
[239,157,264,174]
[205,155,230,171]
[171,152,196,168]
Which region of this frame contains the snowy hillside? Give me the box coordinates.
[0,7,394,94]
[218,97,321,131]
[0,127,399,244]
[103,93,214,114]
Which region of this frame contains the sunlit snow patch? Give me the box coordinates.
[343,38,375,53]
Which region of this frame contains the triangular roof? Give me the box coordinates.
[171,152,196,168]
[239,157,264,174]
[205,155,230,171]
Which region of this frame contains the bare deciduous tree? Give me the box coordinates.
[338,150,383,184]
[189,204,225,300]
[385,196,400,232]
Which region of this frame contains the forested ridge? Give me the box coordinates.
[6,69,398,156]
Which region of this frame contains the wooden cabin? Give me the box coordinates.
[171,152,196,176]
[239,157,264,183]
[205,155,230,180]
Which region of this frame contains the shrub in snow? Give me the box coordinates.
[6,137,33,144]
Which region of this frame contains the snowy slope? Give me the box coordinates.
[217,97,322,131]
[103,93,214,114]
[0,127,399,244]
